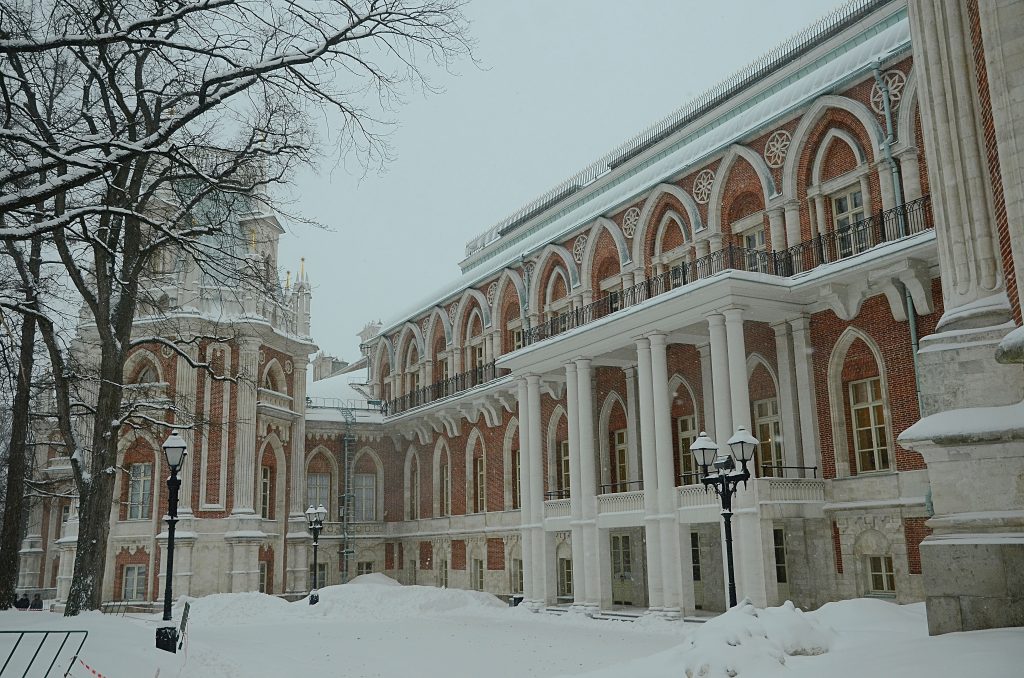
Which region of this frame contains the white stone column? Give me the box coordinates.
[789,317,820,473]
[697,343,716,436]
[772,322,803,473]
[286,357,312,594]
[174,344,198,514]
[724,309,751,432]
[624,367,641,484]
[526,374,549,606]
[768,207,786,251]
[784,201,801,251]
[898,0,1024,635]
[898,149,923,202]
[516,378,535,604]
[812,194,827,239]
[564,362,587,610]
[634,339,664,613]
[707,314,732,448]
[910,0,1003,316]
[232,338,260,515]
[575,359,601,611]
[650,333,688,617]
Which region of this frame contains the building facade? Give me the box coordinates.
[19,0,1023,633]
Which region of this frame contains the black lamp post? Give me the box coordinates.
[690,426,759,608]
[306,503,327,605]
[156,429,187,652]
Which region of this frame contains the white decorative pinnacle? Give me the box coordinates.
[693,169,715,204]
[871,69,907,114]
[572,235,588,263]
[763,129,792,169]
[622,207,641,238]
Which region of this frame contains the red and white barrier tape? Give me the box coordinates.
[77,657,109,678]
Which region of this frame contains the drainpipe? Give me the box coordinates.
[873,62,922,413]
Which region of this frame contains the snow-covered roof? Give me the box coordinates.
[306,364,375,409]
[373,2,911,340]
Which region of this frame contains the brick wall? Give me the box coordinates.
[831,522,844,574]
[487,538,505,571]
[903,517,932,575]
[451,540,466,570]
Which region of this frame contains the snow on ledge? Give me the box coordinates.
[899,400,1024,445]
[996,325,1024,364]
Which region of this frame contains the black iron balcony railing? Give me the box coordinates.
[524,195,933,346]
[598,479,644,494]
[382,361,497,416]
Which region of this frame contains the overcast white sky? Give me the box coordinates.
[279,0,837,363]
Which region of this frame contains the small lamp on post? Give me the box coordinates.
[306,504,327,605]
[690,426,759,609]
[156,429,187,652]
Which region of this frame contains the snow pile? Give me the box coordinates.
[180,590,291,626]
[674,599,832,675]
[567,599,834,678]
[303,574,506,622]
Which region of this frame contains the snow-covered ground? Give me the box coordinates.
[1,575,1021,678]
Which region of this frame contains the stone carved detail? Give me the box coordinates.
[487,282,498,305]
[693,169,715,204]
[448,303,458,324]
[871,70,907,114]
[763,129,792,168]
[572,235,587,263]
[258,349,266,365]
[622,207,641,238]
[160,344,175,359]
[284,360,293,374]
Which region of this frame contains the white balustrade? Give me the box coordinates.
[597,490,644,514]
[544,498,571,519]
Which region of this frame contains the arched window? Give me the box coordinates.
[136,362,159,384]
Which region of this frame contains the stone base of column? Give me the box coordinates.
[225,515,266,593]
[900,316,1024,635]
[156,525,196,605]
[919,518,1024,634]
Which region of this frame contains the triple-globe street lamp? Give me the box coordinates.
[689,426,759,608]
[306,504,328,605]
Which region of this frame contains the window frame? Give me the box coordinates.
[832,184,868,258]
[306,472,330,515]
[472,456,486,513]
[848,377,891,473]
[676,415,698,485]
[753,398,785,477]
[122,564,147,601]
[260,465,273,519]
[471,557,485,591]
[352,472,377,522]
[612,428,628,492]
[773,528,788,584]
[127,462,153,521]
[867,555,896,595]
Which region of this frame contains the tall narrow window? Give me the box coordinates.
[438,559,448,588]
[690,532,702,582]
[357,561,374,576]
[612,429,628,492]
[307,472,329,513]
[557,557,573,600]
[557,440,571,497]
[309,562,328,588]
[353,473,377,521]
[410,464,421,520]
[753,398,784,476]
[439,461,450,516]
[773,528,788,584]
[868,555,895,594]
[122,565,147,601]
[510,448,521,510]
[128,463,152,520]
[471,558,485,591]
[741,225,768,273]
[258,562,268,593]
[511,329,523,352]
[849,377,890,472]
[510,558,523,594]
[833,187,867,258]
[676,416,698,485]
[473,456,486,513]
[260,466,272,519]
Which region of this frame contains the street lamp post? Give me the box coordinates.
[690,426,759,608]
[156,429,187,652]
[306,504,327,605]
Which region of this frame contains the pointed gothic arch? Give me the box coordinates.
[632,183,704,267]
[706,144,778,234]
